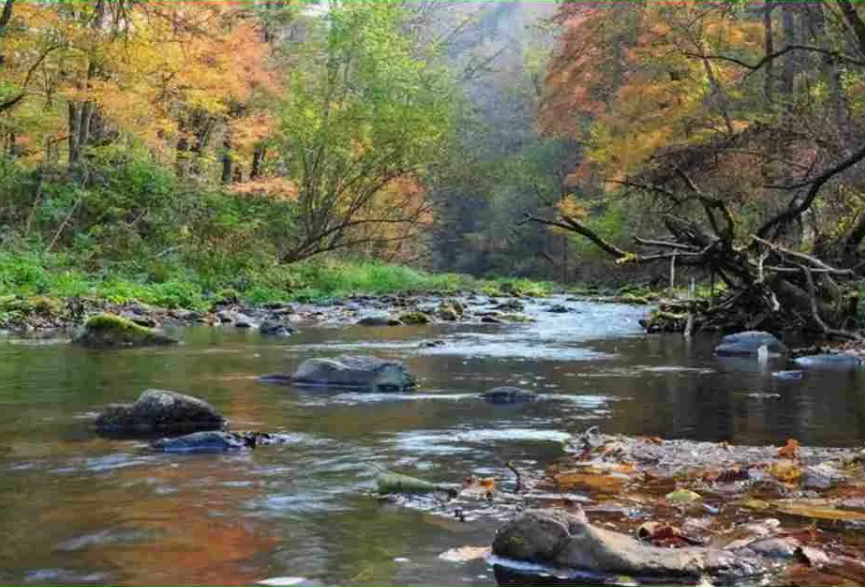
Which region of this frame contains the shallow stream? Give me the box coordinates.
[2,297,864,585]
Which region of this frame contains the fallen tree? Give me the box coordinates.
[521,133,865,339]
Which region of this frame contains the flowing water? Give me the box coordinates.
[2,298,865,585]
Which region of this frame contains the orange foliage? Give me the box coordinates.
[2,2,277,175]
[542,2,763,181]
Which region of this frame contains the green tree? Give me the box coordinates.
[277,1,456,263]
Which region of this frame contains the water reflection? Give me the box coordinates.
[2,299,865,584]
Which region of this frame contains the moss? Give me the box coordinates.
[399,311,431,325]
[499,313,535,323]
[75,313,178,348]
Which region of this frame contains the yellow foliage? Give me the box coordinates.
[557,194,588,221]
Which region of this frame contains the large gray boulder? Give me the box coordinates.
[715,331,787,357]
[286,355,415,392]
[794,354,864,370]
[492,509,762,581]
[95,389,226,436]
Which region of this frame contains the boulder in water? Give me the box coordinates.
[715,331,787,357]
[481,387,538,404]
[73,314,178,348]
[282,355,415,392]
[357,315,402,327]
[495,299,525,312]
[260,320,294,337]
[492,509,762,581]
[95,389,226,436]
[399,312,431,325]
[217,310,257,328]
[794,354,863,370]
[152,431,254,453]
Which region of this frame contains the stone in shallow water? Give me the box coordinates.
[260,320,294,337]
[95,389,226,436]
[715,331,787,357]
[267,355,416,392]
[492,509,763,581]
[772,370,804,381]
[151,431,253,453]
[794,354,863,370]
[73,314,177,348]
[480,387,538,405]
[217,310,257,328]
[356,315,402,327]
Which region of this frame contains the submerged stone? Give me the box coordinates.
[480,387,538,405]
[73,314,178,348]
[276,355,416,392]
[152,431,253,453]
[95,389,226,436]
[794,354,863,370]
[773,370,805,381]
[260,320,294,337]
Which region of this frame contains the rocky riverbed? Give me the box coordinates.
[3,294,865,586]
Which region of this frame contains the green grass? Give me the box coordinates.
[0,250,552,311]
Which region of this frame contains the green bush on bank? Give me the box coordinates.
[0,154,553,309]
[0,249,553,310]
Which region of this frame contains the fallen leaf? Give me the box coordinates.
[769,460,802,483]
[478,477,495,492]
[779,439,802,460]
[704,467,749,484]
[774,502,865,522]
[554,472,627,493]
[438,546,491,563]
[641,436,663,445]
[741,499,772,510]
[665,489,702,504]
[637,522,701,547]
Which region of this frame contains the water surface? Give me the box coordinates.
[2,298,864,585]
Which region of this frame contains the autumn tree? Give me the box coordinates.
[530,0,865,336]
[275,1,456,263]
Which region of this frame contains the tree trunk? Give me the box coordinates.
[780,4,797,95]
[763,0,774,103]
[221,128,233,185]
[251,144,266,179]
[837,0,865,56]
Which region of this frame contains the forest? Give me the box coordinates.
[1,0,865,336]
[8,4,865,587]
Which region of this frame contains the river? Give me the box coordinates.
[1,297,864,585]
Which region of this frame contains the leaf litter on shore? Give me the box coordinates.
[382,428,865,585]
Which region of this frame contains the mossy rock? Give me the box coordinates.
[0,295,63,317]
[74,314,179,348]
[500,313,535,324]
[399,311,432,325]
